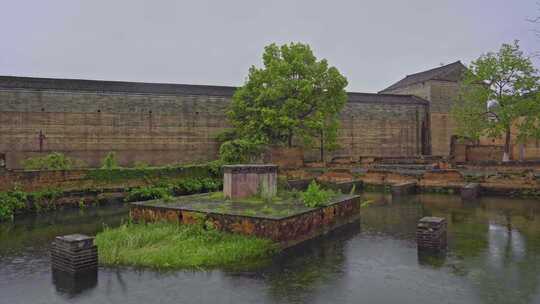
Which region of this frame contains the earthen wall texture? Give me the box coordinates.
[0,88,230,168]
[0,84,428,168]
[383,80,458,156]
[332,102,428,160]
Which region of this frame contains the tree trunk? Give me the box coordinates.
[502,127,511,162]
[287,130,293,148]
[320,129,324,162]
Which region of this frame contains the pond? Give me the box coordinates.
[1,193,540,304]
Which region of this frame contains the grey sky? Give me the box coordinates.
[1,0,539,92]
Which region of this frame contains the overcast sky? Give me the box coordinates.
[1,0,539,92]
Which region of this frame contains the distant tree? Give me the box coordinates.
[225,42,348,161]
[451,41,540,161]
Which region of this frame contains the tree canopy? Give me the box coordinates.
[451,41,540,161]
[226,42,348,157]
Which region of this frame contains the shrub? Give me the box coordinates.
[0,189,27,221]
[101,152,119,169]
[22,152,80,170]
[124,186,172,202]
[134,161,149,169]
[301,181,333,208]
[218,139,262,164]
[200,178,222,192]
[172,178,203,195]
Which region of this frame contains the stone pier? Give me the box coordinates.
[416,217,447,251]
[50,234,98,273]
[223,164,277,199]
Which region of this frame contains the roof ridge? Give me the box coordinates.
[379,60,465,93]
[404,61,462,78]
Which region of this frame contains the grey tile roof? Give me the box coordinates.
[0,75,237,96]
[0,75,428,106]
[347,92,428,105]
[379,61,466,93]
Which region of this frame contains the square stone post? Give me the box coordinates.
[223,164,277,199]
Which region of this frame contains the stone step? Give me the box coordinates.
[391,182,417,196]
[461,183,480,200]
[371,164,435,171]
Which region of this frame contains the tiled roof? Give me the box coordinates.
[0,75,237,96]
[0,75,428,106]
[379,61,466,93]
[347,92,428,105]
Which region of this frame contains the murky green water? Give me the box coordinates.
[1,194,540,304]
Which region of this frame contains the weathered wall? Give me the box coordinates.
[428,80,459,156]
[383,80,458,156]
[0,165,215,192]
[0,87,231,168]
[0,77,429,168]
[332,99,428,160]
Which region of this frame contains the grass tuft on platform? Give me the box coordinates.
[95,222,278,270]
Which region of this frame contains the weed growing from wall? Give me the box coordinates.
[22,152,84,170]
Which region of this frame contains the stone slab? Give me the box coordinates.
[391,182,417,196]
[461,183,480,200]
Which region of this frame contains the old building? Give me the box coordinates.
[1,61,535,169]
[379,61,466,157]
[0,75,430,168]
[381,61,540,161]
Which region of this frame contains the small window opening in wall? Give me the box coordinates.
[97,109,101,113]
[149,110,152,114]
[41,108,45,112]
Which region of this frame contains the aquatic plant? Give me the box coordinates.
[95,222,277,269]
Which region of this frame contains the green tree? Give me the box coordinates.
[227,42,348,156]
[451,41,540,161]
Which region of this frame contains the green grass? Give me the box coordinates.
[95,222,278,270]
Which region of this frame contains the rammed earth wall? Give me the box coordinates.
[0,76,429,168]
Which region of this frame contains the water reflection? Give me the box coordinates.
[254,222,360,303]
[52,269,98,297]
[1,195,540,303]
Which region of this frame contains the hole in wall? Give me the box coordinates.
[97,109,101,113]
[41,108,45,112]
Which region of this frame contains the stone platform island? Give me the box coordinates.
[130,192,360,248]
[130,164,360,248]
